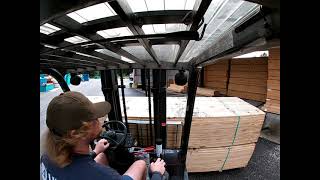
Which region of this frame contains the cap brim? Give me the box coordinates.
[93,101,111,118]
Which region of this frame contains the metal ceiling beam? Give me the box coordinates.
[40,58,98,68]
[108,0,161,66]
[40,54,102,67]
[50,10,192,40]
[40,63,89,71]
[40,0,109,25]
[41,31,199,54]
[40,33,131,67]
[189,10,280,66]
[50,16,146,65]
[173,0,212,66]
[115,39,180,47]
[41,46,110,66]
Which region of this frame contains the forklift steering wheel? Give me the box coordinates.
[95,121,128,150]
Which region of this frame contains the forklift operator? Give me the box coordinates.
[40,91,166,180]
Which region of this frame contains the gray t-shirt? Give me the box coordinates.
[40,154,122,180]
[40,154,162,180]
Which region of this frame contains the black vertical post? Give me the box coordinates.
[147,69,153,145]
[199,66,205,87]
[152,69,167,148]
[180,66,201,175]
[119,69,129,133]
[100,70,122,122]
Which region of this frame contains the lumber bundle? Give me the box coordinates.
[87,96,265,172]
[196,87,220,96]
[168,83,219,97]
[186,97,264,172]
[204,60,229,94]
[167,83,186,93]
[187,144,256,172]
[262,47,280,114]
[227,57,268,102]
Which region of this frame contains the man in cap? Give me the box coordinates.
[40,91,166,180]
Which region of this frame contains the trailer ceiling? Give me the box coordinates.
[40,0,280,72]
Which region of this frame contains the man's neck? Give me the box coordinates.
[73,140,90,154]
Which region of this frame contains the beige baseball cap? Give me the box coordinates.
[46,91,111,136]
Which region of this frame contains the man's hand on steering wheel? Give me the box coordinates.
[93,139,110,154]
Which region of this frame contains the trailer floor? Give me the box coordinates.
[188,138,280,180]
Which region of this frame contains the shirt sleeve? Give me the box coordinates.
[151,171,163,180]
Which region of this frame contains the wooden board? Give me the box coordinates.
[228,83,267,94]
[206,70,228,77]
[204,76,228,82]
[204,81,227,89]
[268,70,280,79]
[227,90,266,102]
[269,47,280,60]
[265,99,280,106]
[267,80,280,90]
[167,84,186,93]
[206,65,229,71]
[229,77,267,87]
[268,60,280,70]
[204,60,229,96]
[261,105,280,114]
[231,64,267,72]
[196,87,219,96]
[266,89,280,101]
[230,71,268,79]
[187,143,256,172]
[264,47,280,114]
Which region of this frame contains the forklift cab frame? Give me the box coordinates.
[40,0,279,179]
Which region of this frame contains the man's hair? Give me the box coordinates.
[42,121,93,168]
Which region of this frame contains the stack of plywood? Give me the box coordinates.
[262,47,280,114]
[227,57,268,102]
[87,96,265,172]
[204,60,229,95]
[186,97,265,172]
